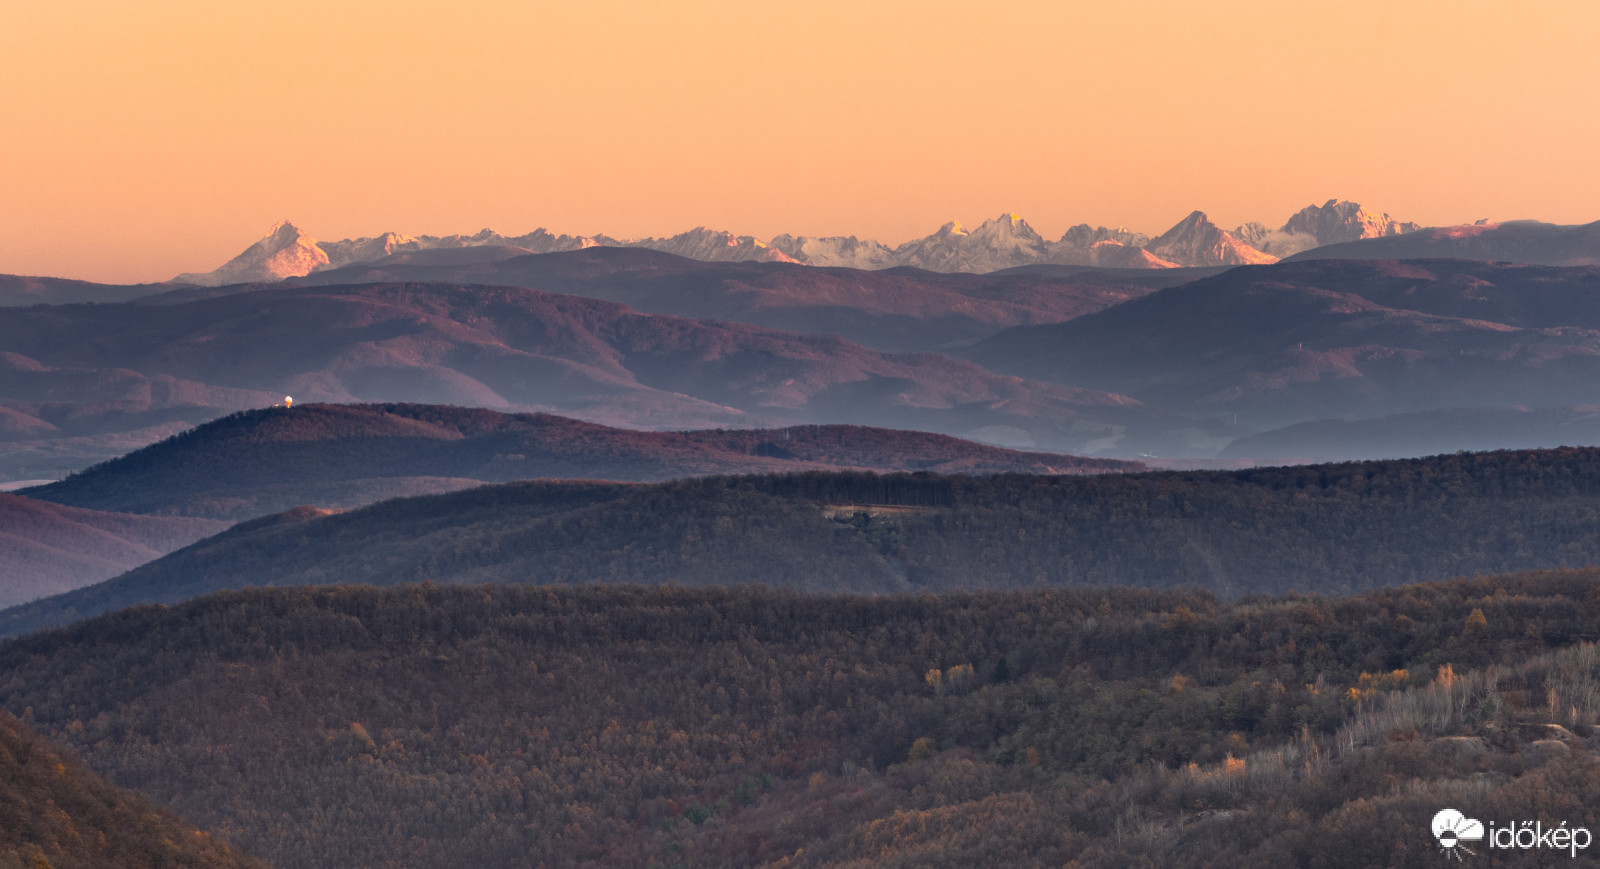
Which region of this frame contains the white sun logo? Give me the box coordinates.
[1432,809,1484,860]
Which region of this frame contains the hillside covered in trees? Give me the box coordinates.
[23,403,1135,521]
[5,574,1600,867]
[10,445,1600,637]
[0,709,267,869]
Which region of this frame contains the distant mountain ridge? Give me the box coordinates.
[0,280,1199,460]
[278,244,1160,353]
[0,275,168,306]
[1237,200,1419,256]
[173,199,1420,283]
[960,258,1600,433]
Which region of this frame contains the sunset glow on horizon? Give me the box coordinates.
[2,0,1597,283]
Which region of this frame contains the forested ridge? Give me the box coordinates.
[24,403,1132,521]
[5,574,1600,867]
[9,445,1600,638]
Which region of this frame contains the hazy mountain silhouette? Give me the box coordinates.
[962,259,1600,434]
[0,348,285,482]
[0,275,170,306]
[24,403,1138,521]
[986,263,1235,288]
[1284,219,1600,266]
[0,281,1199,462]
[0,492,225,608]
[279,246,1158,353]
[1219,405,1600,461]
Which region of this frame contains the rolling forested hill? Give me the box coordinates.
[23,403,1136,520]
[0,708,268,868]
[9,446,1600,638]
[4,575,1600,867]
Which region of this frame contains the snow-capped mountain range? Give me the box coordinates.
[174,200,1420,285]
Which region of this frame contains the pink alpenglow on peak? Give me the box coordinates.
[174,200,1422,283]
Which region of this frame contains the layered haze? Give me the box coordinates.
[9,3,1600,867]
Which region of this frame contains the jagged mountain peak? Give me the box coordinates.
[891,214,1052,272]
[174,220,330,286]
[1055,223,1148,248]
[1282,199,1420,243]
[1169,210,1214,231]
[972,212,1041,238]
[1149,211,1277,267]
[1150,211,1220,246]
[668,226,743,244]
[766,233,898,269]
[177,199,1423,283]
[630,227,798,264]
[1242,199,1422,257]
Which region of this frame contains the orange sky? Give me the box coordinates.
[2,0,1597,283]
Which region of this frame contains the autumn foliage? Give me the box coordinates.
[4,570,1600,866]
